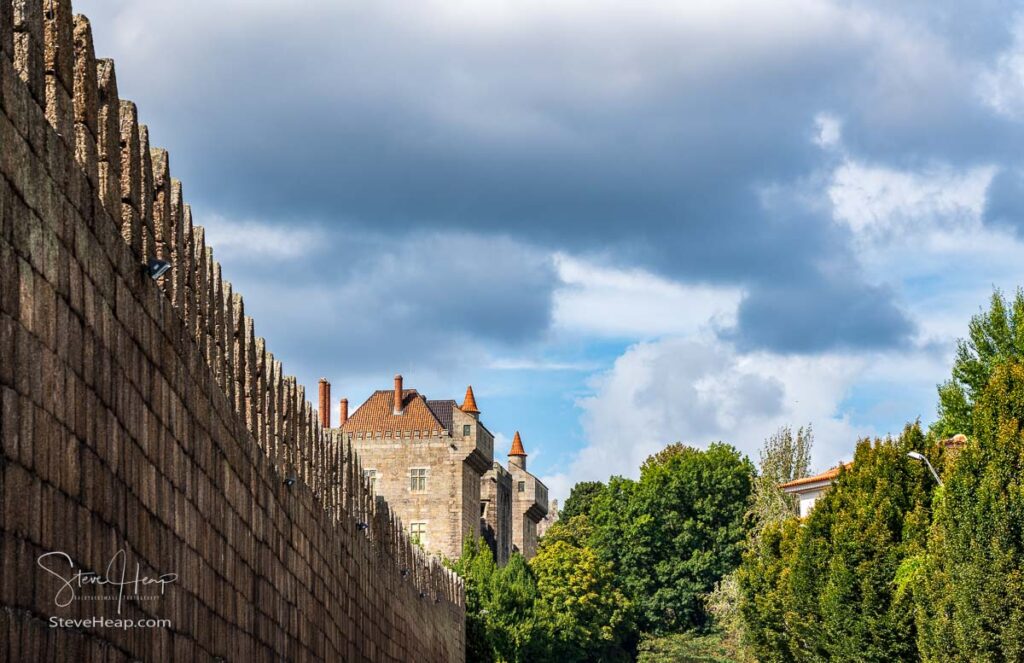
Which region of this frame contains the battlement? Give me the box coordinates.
[0,1,463,659]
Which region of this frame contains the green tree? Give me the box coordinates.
[712,425,812,660]
[529,539,633,662]
[738,424,936,662]
[749,425,812,537]
[450,537,501,662]
[934,288,1024,438]
[735,518,802,662]
[591,443,754,634]
[916,361,1024,661]
[538,513,593,550]
[449,539,542,662]
[560,481,605,521]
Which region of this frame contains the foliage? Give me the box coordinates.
[916,361,1024,661]
[636,630,741,663]
[748,425,812,538]
[537,513,592,550]
[934,288,1024,438]
[559,481,605,521]
[737,424,936,662]
[529,539,634,662]
[704,573,756,663]
[591,443,754,634]
[449,538,539,662]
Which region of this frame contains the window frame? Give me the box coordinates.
[409,467,428,492]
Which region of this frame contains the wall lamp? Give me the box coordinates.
[283,477,297,487]
[145,258,171,280]
[356,522,369,531]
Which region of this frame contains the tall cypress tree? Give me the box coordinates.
[739,424,935,661]
[917,361,1024,661]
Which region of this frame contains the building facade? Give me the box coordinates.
[331,375,494,561]
[481,463,513,566]
[505,432,549,560]
[325,375,549,564]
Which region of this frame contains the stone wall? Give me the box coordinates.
[0,1,464,660]
[481,463,512,566]
[349,434,472,560]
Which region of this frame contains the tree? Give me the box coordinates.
[934,288,1024,437]
[530,539,633,662]
[735,518,802,663]
[449,539,542,662]
[738,424,936,662]
[749,425,813,538]
[537,513,593,550]
[449,537,501,662]
[559,481,605,521]
[916,361,1024,661]
[711,425,812,659]
[591,443,754,634]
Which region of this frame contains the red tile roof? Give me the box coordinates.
[509,431,526,456]
[779,462,852,490]
[341,389,445,435]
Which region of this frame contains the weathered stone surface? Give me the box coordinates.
[0,0,466,660]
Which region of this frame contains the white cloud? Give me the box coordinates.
[552,254,743,338]
[979,15,1024,119]
[813,112,843,148]
[200,214,325,261]
[829,161,994,239]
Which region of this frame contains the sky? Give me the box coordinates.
[76,0,1024,501]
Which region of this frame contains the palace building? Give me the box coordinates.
[325,375,548,562]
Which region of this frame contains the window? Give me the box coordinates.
[410,522,426,545]
[518,481,525,493]
[463,424,471,437]
[362,469,377,493]
[480,502,487,517]
[410,468,427,492]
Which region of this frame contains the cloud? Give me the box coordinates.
[551,254,743,339]
[541,334,874,499]
[73,0,1010,354]
[979,15,1024,119]
[208,229,558,390]
[201,215,326,261]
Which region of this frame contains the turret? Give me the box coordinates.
[509,431,527,471]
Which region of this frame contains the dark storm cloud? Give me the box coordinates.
[984,167,1024,234]
[215,230,557,381]
[728,278,915,353]
[75,0,1024,354]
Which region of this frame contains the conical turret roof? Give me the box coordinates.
[509,431,527,456]
[460,385,480,414]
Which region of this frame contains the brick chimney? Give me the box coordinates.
[318,378,330,428]
[393,374,404,414]
[339,398,349,426]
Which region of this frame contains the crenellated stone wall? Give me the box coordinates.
[0,1,465,660]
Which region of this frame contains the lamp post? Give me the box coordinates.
[907,451,942,486]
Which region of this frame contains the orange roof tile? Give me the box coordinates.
[341,389,445,435]
[509,431,526,456]
[778,462,852,490]
[460,385,480,414]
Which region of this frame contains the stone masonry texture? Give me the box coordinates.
[0,1,465,660]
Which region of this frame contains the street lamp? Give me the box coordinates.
[907,451,942,486]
